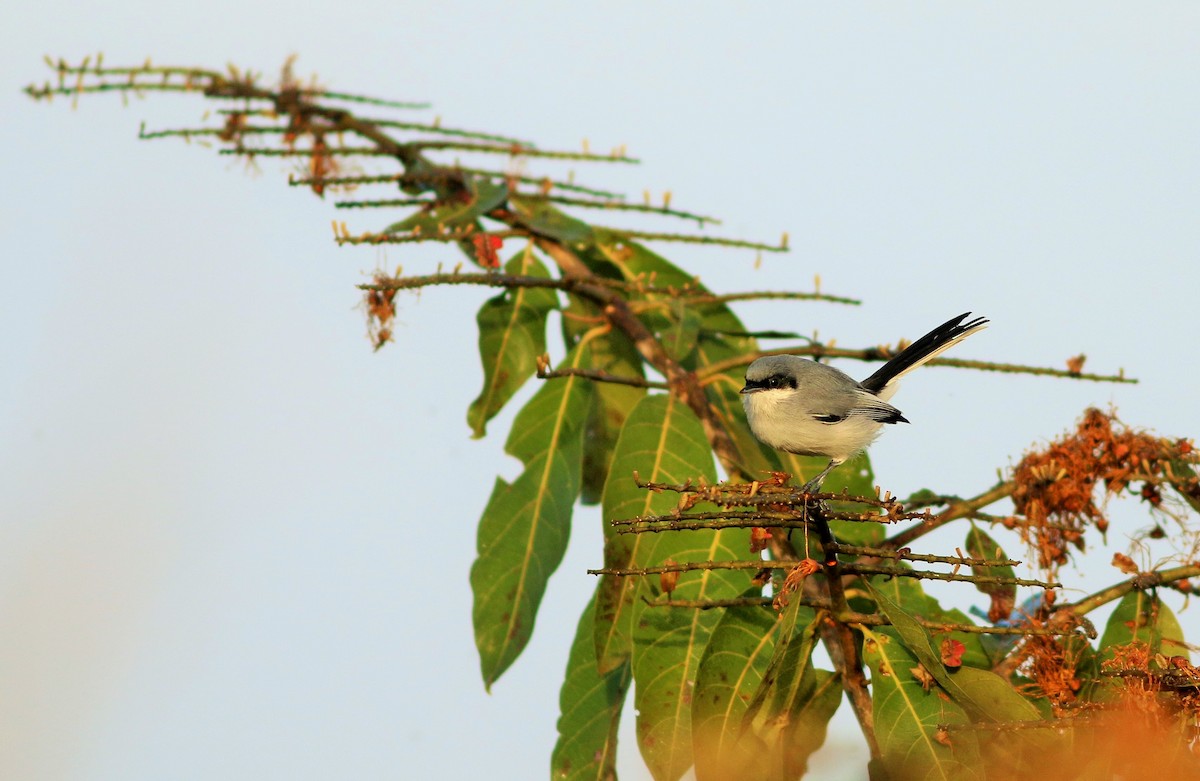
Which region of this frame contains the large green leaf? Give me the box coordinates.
[470,345,593,688]
[593,234,746,375]
[1098,589,1189,661]
[593,393,719,672]
[741,598,842,780]
[466,246,559,438]
[631,520,749,781]
[561,300,646,505]
[867,583,1041,725]
[775,668,842,780]
[590,394,749,781]
[858,570,991,670]
[692,603,779,781]
[552,587,632,781]
[742,598,820,735]
[864,628,981,781]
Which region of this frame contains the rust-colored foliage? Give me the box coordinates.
[363,272,397,350]
[659,558,679,595]
[748,525,772,554]
[772,558,820,610]
[1019,633,1085,711]
[471,233,503,268]
[1010,408,1195,570]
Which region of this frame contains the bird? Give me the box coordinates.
[739,312,988,492]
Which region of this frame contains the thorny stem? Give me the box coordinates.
[1058,565,1200,619]
[536,366,668,390]
[217,141,639,164]
[884,481,1016,550]
[698,346,1136,385]
[292,169,626,199]
[841,564,1058,589]
[360,269,858,308]
[651,598,1087,638]
[338,192,724,226]
[830,543,1021,567]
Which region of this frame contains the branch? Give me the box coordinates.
[697,346,1136,385]
[830,543,1021,568]
[842,563,1058,589]
[884,481,1016,550]
[218,141,639,164]
[291,169,626,199]
[1058,565,1200,618]
[535,365,668,390]
[593,228,788,253]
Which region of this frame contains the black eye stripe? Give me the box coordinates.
[744,373,797,391]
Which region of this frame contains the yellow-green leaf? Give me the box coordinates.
[470,345,592,688]
[692,603,779,781]
[1099,589,1189,661]
[864,628,981,781]
[593,393,719,673]
[552,587,631,781]
[466,246,558,438]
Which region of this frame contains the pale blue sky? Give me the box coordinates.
[3,4,1199,780]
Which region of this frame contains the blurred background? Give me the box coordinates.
[3,3,1198,779]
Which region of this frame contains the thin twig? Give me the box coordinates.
[596,228,788,253]
[536,366,667,389]
[830,543,1021,568]
[842,563,1058,589]
[647,598,1086,637]
[1058,565,1200,618]
[697,346,1136,385]
[289,170,625,199]
[884,481,1016,550]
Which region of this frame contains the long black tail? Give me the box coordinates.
[860,312,988,394]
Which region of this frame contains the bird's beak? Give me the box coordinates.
[739,386,756,395]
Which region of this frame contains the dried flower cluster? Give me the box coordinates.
[1011,408,1196,570]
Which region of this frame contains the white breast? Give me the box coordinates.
[743,390,885,462]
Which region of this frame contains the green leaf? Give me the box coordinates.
[779,669,842,778]
[466,246,559,438]
[1098,589,1189,661]
[864,627,981,781]
[570,310,645,505]
[589,394,748,781]
[742,598,820,735]
[510,194,594,245]
[552,587,632,781]
[692,603,779,781]
[867,583,1041,724]
[593,393,722,672]
[631,513,750,781]
[592,234,746,368]
[859,571,991,670]
[964,525,1017,624]
[740,598,841,780]
[470,344,593,688]
[656,300,702,363]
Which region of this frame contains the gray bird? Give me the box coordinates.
[739,312,988,491]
